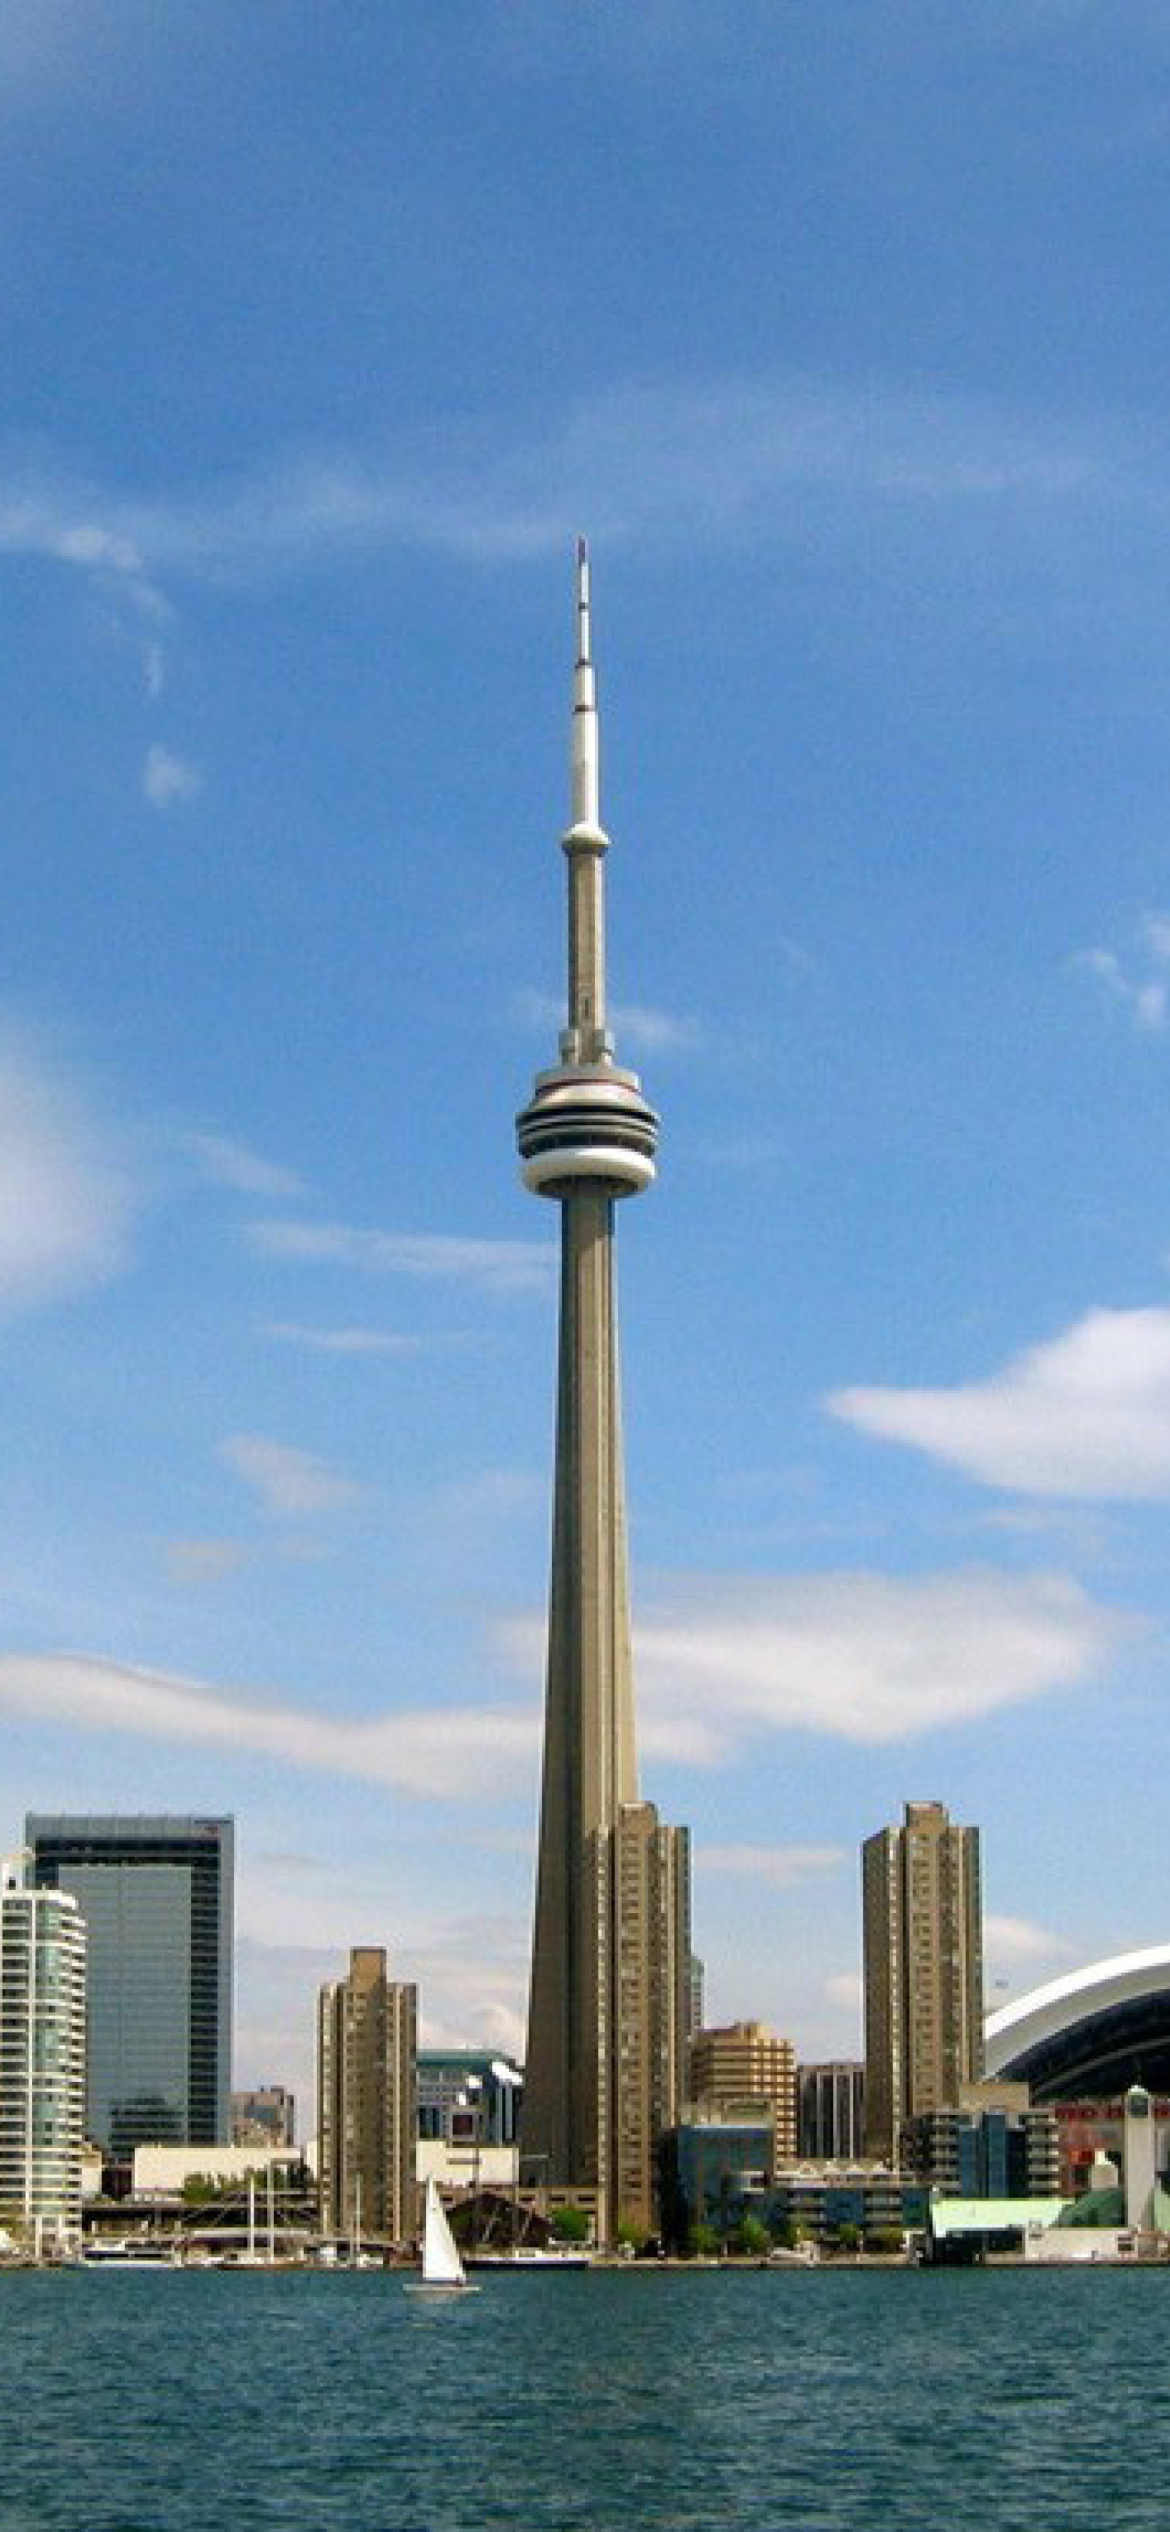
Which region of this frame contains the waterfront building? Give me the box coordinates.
[231,2084,295,2146]
[317,1946,417,2247]
[131,2141,302,2199]
[659,2117,775,2251]
[797,2061,865,2162]
[0,1851,87,2248]
[417,2051,522,2146]
[765,2166,930,2248]
[691,2021,797,2160]
[26,1813,233,2158]
[862,1800,983,2160]
[516,545,692,2240]
[900,2090,1059,2197]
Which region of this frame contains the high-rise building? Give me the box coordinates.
[862,1800,983,2161]
[231,2085,296,2147]
[516,545,691,2239]
[317,1947,417,2247]
[0,1851,87,2247]
[691,2021,797,2162]
[26,1813,233,2158]
[797,2061,865,2162]
[417,2052,523,2147]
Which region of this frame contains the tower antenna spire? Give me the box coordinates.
[571,534,599,833]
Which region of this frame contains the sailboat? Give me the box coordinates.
[405,2177,480,2295]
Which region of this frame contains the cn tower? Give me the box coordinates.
[517,544,689,2239]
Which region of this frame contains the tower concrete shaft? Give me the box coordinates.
[517,547,686,2237]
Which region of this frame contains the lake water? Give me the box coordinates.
[2,2265,1165,2531]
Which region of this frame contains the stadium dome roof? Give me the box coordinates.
[985,1946,1170,2099]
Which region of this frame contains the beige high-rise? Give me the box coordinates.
[691,2020,798,2162]
[517,547,691,2240]
[317,1946,417,2247]
[862,1800,983,2161]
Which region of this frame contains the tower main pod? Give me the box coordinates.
[517,546,690,2240]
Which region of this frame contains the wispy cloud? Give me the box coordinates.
[0,1650,536,1802]
[830,1304,1170,1501]
[165,1538,249,1587]
[263,1322,440,1357]
[0,1028,135,1311]
[248,1216,553,1297]
[501,1565,1125,1749]
[512,987,701,1055]
[1075,911,1170,1033]
[0,367,1160,594]
[187,1132,304,1200]
[143,742,199,809]
[220,1434,363,1519]
[702,1843,845,1888]
[985,1911,1075,1965]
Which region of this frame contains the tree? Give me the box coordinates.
[832,2222,862,2255]
[616,2217,650,2254]
[687,2221,719,2258]
[731,2215,770,2258]
[865,2226,905,2259]
[771,2217,806,2252]
[549,2203,591,2244]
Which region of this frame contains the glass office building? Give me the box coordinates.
[0,1852,87,2245]
[26,1815,233,2158]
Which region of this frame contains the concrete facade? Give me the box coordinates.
[517,548,690,2239]
[692,2022,797,2161]
[317,1947,416,2247]
[863,1800,983,2160]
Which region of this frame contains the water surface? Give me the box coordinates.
[2,2266,1164,2530]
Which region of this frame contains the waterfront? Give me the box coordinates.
[2,2268,1167,2531]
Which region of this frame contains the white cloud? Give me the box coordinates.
[0,1651,536,1802]
[984,1912,1074,1964]
[830,1305,1170,1501]
[512,987,701,1055]
[248,1216,553,1297]
[0,1031,134,1310]
[165,1538,249,1586]
[702,1843,845,1888]
[498,1565,1124,1748]
[143,742,199,808]
[1076,911,1170,1033]
[264,1323,437,1356]
[187,1132,304,1199]
[0,366,1155,598]
[220,1434,363,1518]
[825,1970,863,2015]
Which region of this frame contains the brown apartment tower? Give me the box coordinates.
[516,547,691,2241]
[317,1946,417,2248]
[862,1800,984,2161]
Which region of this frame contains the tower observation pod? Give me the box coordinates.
[516,541,659,1198]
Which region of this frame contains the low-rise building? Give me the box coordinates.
[901,2086,1058,2197]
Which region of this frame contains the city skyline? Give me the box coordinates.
[4,8,1170,2113]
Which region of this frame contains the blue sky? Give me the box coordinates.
[5,0,1170,2119]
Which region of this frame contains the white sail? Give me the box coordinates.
[421,2178,466,2288]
